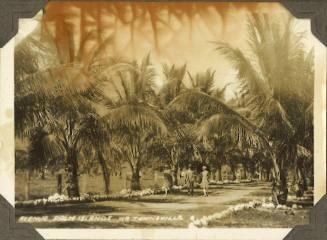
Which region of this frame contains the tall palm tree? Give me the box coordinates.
[161,65,256,184]
[215,13,314,201]
[157,64,193,184]
[79,112,112,194]
[98,55,168,190]
[14,24,129,197]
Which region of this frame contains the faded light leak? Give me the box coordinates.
[28,2,315,99]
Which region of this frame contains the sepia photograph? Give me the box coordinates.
[12,1,325,231]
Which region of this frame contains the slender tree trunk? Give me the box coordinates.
[25,170,31,200]
[170,147,179,186]
[266,165,272,181]
[98,151,110,194]
[302,168,308,191]
[131,169,141,190]
[57,174,62,195]
[230,163,236,181]
[40,168,46,180]
[66,149,80,198]
[248,161,255,180]
[172,166,178,186]
[242,160,247,180]
[271,154,288,205]
[258,162,263,181]
[130,163,141,190]
[294,160,307,197]
[217,164,222,182]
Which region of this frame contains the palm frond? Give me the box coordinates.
[159,63,187,106]
[167,90,235,122]
[105,104,168,135]
[168,90,276,158]
[214,42,272,98]
[197,113,261,149]
[28,127,63,170]
[187,69,215,94]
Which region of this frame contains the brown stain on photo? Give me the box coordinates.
[41,2,278,61]
[38,1,283,91]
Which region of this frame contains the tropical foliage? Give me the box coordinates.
[15,13,314,205]
[214,14,314,203]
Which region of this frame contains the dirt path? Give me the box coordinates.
[95,182,271,218]
[16,182,272,228]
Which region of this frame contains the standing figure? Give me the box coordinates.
[163,166,173,195]
[180,168,187,186]
[201,166,209,196]
[185,164,195,196]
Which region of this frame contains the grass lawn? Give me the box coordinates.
[209,208,310,228]
[15,170,160,201]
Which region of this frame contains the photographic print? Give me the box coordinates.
[12,1,325,232]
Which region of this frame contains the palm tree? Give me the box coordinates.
[187,69,215,95]
[215,13,314,201]
[15,126,61,199]
[197,112,262,180]
[27,127,62,179]
[254,151,272,181]
[98,55,168,190]
[201,135,230,182]
[159,123,199,185]
[160,65,260,185]
[157,64,193,185]
[79,112,112,194]
[14,23,130,197]
[168,89,286,203]
[158,63,187,106]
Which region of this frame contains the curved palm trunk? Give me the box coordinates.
[66,148,80,198]
[170,91,288,204]
[270,153,288,204]
[227,109,288,204]
[271,165,288,205]
[98,151,110,194]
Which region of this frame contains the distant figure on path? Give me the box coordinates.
[185,164,195,196]
[180,169,187,185]
[163,166,173,195]
[201,166,209,196]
